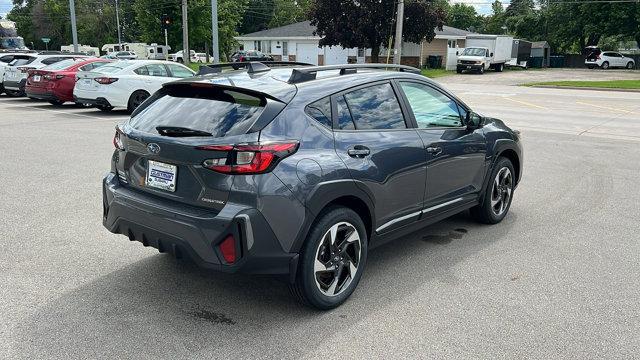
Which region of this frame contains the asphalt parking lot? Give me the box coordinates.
[2,69,640,359]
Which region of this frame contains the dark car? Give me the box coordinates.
[232,50,273,62]
[102,63,523,310]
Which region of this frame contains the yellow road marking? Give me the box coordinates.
[575,101,635,114]
[503,97,548,110]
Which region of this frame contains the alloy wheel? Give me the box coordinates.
[132,92,149,109]
[314,221,362,297]
[491,167,513,217]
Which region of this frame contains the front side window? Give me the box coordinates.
[341,83,406,130]
[134,66,149,75]
[400,82,462,128]
[167,64,194,78]
[305,97,332,128]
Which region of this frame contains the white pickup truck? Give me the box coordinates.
[456,35,514,74]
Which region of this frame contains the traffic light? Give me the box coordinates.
[161,14,171,30]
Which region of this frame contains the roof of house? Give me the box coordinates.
[532,41,549,48]
[238,21,317,38]
[237,21,472,40]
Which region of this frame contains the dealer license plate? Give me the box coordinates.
[146,160,177,192]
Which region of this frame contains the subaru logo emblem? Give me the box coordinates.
[147,143,161,154]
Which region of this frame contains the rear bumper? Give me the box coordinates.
[3,79,26,92]
[102,172,297,276]
[75,96,112,107]
[26,88,59,101]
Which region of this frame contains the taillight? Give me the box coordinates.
[113,129,124,150]
[199,141,299,174]
[218,235,236,264]
[44,74,65,81]
[95,77,118,84]
[239,56,245,62]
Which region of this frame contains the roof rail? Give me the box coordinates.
[196,61,314,76]
[288,64,421,84]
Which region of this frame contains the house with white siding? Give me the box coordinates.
[234,21,474,68]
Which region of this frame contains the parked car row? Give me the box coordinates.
[1,51,195,113]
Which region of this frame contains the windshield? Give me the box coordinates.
[9,56,35,66]
[462,48,487,57]
[130,86,266,138]
[42,59,78,71]
[0,37,26,50]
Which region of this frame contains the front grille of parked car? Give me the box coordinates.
[460,60,477,65]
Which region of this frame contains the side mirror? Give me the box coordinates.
[490,52,494,57]
[456,51,459,56]
[466,111,483,129]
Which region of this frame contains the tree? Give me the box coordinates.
[505,0,535,17]
[238,0,274,34]
[447,3,481,32]
[309,0,444,63]
[269,0,311,28]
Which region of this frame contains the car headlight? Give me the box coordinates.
[475,61,482,65]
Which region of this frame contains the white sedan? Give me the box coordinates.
[73,60,195,113]
[585,51,635,70]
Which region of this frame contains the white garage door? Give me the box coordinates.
[324,46,349,65]
[296,43,318,65]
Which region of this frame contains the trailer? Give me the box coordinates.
[61,44,100,56]
[456,34,514,74]
[507,39,532,68]
[101,42,149,58]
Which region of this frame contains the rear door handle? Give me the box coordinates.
[426,146,443,156]
[348,145,370,158]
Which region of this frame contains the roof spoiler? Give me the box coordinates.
[287,64,421,84]
[196,61,314,76]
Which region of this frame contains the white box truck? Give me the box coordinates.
[456,35,514,74]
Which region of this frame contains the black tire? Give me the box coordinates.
[127,90,150,113]
[601,61,609,70]
[96,105,113,112]
[471,157,515,224]
[75,102,92,108]
[289,206,368,310]
[6,90,23,97]
[587,65,595,69]
[627,62,634,70]
[456,68,463,74]
[48,100,64,106]
[478,65,485,74]
[177,57,183,64]
[495,63,504,72]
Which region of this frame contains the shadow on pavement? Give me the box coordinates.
[10,211,515,358]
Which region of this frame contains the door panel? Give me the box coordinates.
[396,80,487,207]
[332,82,427,231]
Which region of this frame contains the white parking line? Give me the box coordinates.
[2,102,129,121]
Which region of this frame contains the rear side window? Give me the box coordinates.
[10,56,36,66]
[146,64,168,77]
[0,55,14,63]
[134,66,149,75]
[341,83,406,130]
[129,87,266,138]
[336,96,355,130]
[41,57,64,65]
[167,64,194,78]
[305,97,332,128]
[42,59,77,70]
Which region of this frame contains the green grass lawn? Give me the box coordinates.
[421,68,454,78]
[524,80,640,90]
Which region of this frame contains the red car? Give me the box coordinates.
[25,58,112,105]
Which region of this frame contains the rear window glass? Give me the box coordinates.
[129,87,266,138]
[306,97,332,128]
[42,59,77,70]
[96,64,128,73]
[9,56,36,66]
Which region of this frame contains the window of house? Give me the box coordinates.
[447,40,457,48]
[282,41,288,56]
[357,48,365,57]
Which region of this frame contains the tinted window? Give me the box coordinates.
[167,64,194,78]
[134,66,149,75]
[130,87,266,138]
[9,56,36,66]
[336,95,355,130]
[400,82,462,128]
[0,55,15,63]
[305,97,332,128]
[342,83,406,130]
[146,64,168,77]
[42,58,77,70]
[41,57,63,65]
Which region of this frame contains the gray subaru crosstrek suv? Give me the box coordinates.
[102,63,523,309]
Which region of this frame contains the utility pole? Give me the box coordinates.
[393,0,404,65]
[115,0,122,51]
[69,0,79,52]
[211,0,219,63]
[182,0,190,66]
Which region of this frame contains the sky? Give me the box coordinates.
[0,0,506,21]
[0,0,12,19]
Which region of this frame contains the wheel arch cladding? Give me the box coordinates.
[322,195,373,242]
[498,148,520,185]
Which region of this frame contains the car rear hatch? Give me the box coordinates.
[114,82,289,212]
[27,69,53,88]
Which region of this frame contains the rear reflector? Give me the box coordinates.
[219,235,236,264]
[200,141,299,175]
[113,129,124,150]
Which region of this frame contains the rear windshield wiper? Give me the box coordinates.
[156,126,212,137]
